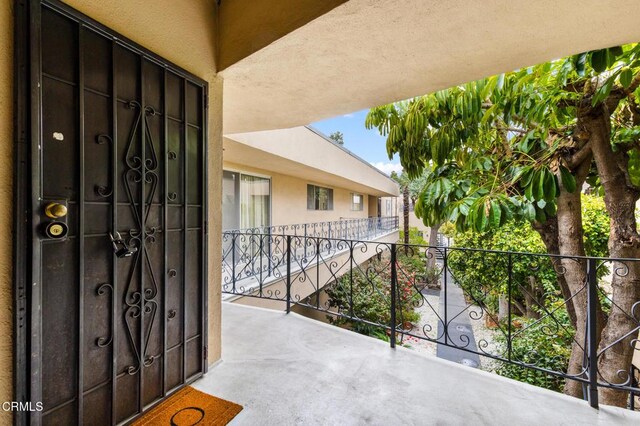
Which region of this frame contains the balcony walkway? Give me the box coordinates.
[194,303,640,425]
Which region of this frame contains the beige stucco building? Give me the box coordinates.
[222,126,399,230]
[2,0,640,424]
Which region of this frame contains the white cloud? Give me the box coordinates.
[371,162,403,175]
[342,113,354,118]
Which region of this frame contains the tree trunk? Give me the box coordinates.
[524,276,541,319]
[555,177,597,398]
[532,217,578,328]
[586,111,640,407]
[426,222,442,271]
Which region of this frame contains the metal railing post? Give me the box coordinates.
[443,247,448,345]
[259,234,264,296]
[286,235,292,314]
[507,253,512,362]
[231,233,237,292]
[631,365,638,410]
[587,257,599,409]
[390,243,397,349]
[304,224,308,259]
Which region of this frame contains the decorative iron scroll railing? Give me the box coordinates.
[222,233,640,410]
[224,216,399,241]
[222,216,399,288]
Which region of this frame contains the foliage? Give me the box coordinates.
[365,43,640,234]
[495,303,574,392]
[580,194,610,258]
[328,131,344,145]
[325,247,433,338]
[325,266,391,336]
[446,196,608,312]
[398,227,428,246]
[366,41,640,400]
[447,221,555,313]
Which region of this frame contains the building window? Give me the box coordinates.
[307,184,333,210]
[351,193,364,211]
[223,170,271,230]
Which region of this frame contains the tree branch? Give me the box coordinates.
[557,99,579,108]
[563,80,586,94]
[607,71,640,111]
[565,142,592,169]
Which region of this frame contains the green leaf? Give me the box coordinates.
[592,77,615,106]
[520,167,535,188]
[591,49,608,73]
[501,203,514,222]
[524,181,533,201]
[620,67,633,89]
[490,200,502,228]
[573,53,587,76]
[534,170,546,200]
[544,201,557,217]
[543,170,557,201]
[559,165,577,193]
[474,202,488,232]
[524,203,536,222]
[496,74,505,92]
[610,46,624,59]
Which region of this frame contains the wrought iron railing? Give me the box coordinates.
[224,216,399,241]
[222,233,640,410]
[222,216,399,289]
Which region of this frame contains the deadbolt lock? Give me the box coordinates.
[45,202,68,219]
[45,222,68,239]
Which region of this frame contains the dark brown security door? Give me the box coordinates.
[17,1,208,424]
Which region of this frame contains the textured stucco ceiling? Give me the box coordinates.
[221,0,640,134]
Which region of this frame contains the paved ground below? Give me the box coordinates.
[194,303,640,425]
[436,271,482,368]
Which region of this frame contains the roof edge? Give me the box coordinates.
[304,125,400,186]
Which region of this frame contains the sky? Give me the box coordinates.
[311,109,403,176]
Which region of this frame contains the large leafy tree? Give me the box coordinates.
[366,43,640,405]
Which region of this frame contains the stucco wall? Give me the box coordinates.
[217,0,347,70]
[223,161,374,228]
[0,1,14,421]
[0,1,223,416]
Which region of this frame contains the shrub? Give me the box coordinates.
[495,302,574,392]
[399,227,428,246]
[325,253,427,339]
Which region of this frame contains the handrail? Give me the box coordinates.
[223,216,399,240]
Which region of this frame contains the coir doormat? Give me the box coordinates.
[131,386,243,425]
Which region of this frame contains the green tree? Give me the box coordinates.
[328,130,344,145]
[366,44,640,404]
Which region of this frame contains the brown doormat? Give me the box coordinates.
[131,386,243,425]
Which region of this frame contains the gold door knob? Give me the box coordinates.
[45,202,68,219]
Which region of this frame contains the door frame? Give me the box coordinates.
[13,0,209,423]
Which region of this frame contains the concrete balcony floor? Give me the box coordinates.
[194,303,640,425]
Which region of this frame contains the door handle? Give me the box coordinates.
[45,202,68,218]
[109,232,138,258]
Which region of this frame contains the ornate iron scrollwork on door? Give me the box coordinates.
[120,100,161,374]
